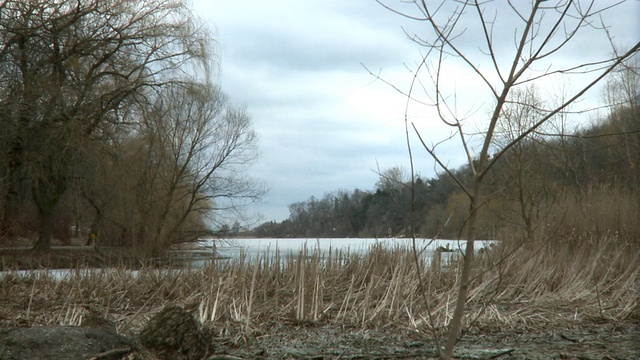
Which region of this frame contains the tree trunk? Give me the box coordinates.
[31,174,67,252]
[1,187,20,240]
[33,206,55,252]
[1,139,26,240]
[442,192,479,359]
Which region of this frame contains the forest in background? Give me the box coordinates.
[254,81,639,241]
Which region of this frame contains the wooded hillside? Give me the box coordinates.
[255,97,639,241]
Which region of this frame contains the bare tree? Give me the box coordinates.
[0,0,214,250]
[376,1,640,358]
[125,83,263,254]
[375,166,408,193]
[602,56,640,184]
[492,85,552,238]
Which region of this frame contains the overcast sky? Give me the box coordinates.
[191,1,639,224]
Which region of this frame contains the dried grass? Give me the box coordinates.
[1,231,637,339]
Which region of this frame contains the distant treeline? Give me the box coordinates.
[254,103,639,239]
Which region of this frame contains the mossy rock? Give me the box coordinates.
[139,305,212,360]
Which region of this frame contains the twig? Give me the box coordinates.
[85,346,132,360]
[26,276,37,323]
[594,280,604,318]
[489,348,515,358]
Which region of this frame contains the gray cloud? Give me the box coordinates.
[193,0,638,223]
[226,23,408,73]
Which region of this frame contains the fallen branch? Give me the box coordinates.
[85,346,132,360]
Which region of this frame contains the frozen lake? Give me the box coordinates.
[198,238,495,266]
[206,237,494,262]
[0,238,495,279]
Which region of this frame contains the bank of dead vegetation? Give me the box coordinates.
[1,198,637,344]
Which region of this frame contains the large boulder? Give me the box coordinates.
[139,305,212,360]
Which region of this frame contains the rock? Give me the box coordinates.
[139,304,211,360]
[0,326,134,360]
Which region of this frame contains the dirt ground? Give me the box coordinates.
[215,320,640,359]
[1,319,638,359]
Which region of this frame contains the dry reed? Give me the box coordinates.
[1,233,637,340]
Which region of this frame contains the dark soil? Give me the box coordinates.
[1,320,637,359]
[214,320,640,359]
